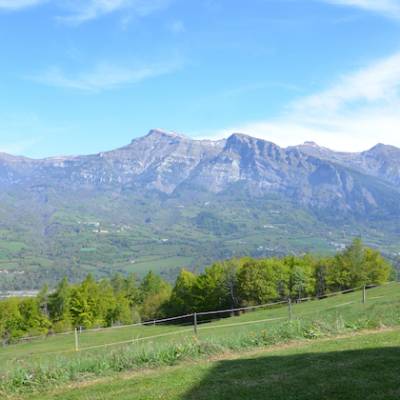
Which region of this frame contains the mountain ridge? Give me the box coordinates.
[1,129,397,161]
[1,129,399,212]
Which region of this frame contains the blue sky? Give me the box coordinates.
[1,0,400,157]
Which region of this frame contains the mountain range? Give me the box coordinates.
[0,129,399,290]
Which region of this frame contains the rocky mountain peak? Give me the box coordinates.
[145,128,186,140]
[302,141,320,147]
[225,133,278,152]
[364,143,400,157]
[127,129,187,146]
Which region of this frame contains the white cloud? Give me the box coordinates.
[322,0,400,18]
[30,60,182,91]
[294,52,400,112]
[0,0,46,10]
[58,0,172,24]
[198,52,400,151]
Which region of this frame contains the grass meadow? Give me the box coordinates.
[1,282,399,398]
[30,328,400,400]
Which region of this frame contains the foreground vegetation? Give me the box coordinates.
[26,328,400,400]
[0,239,393,343]
[1,282,399,397]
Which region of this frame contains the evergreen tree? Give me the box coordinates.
[140,271,172,320]
[48,277,72,331]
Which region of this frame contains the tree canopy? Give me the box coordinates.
[0,239,393,344]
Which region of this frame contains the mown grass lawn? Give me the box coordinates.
[28,328,400,400]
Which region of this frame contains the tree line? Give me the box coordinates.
[0,239,393,343]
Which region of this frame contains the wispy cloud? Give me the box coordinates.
[199,52,400,151]
[322,0,400,19]
[30,60,182,92]
[0,0,46,10]
[58,0,172,24]
[0,0,173,22]
[294,52,400,112]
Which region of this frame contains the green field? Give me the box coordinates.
[30,328,400,400]
[1,282,400,398]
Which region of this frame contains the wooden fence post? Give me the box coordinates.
[74,328,79,352]
[193,313,198,336]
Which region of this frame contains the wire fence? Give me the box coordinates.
[2,281,399,357]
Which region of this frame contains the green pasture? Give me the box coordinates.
[1,282,399,374]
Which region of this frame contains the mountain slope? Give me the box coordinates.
[2,130,399,214]
[0,130,399,290]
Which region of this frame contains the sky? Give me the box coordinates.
[1,0,400,158]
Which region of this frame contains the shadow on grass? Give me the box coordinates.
[183,347,400,400]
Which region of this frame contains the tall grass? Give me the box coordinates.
[1,299,400,397]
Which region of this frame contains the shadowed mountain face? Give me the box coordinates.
[296,141,400,187]
[0,129,399,289]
